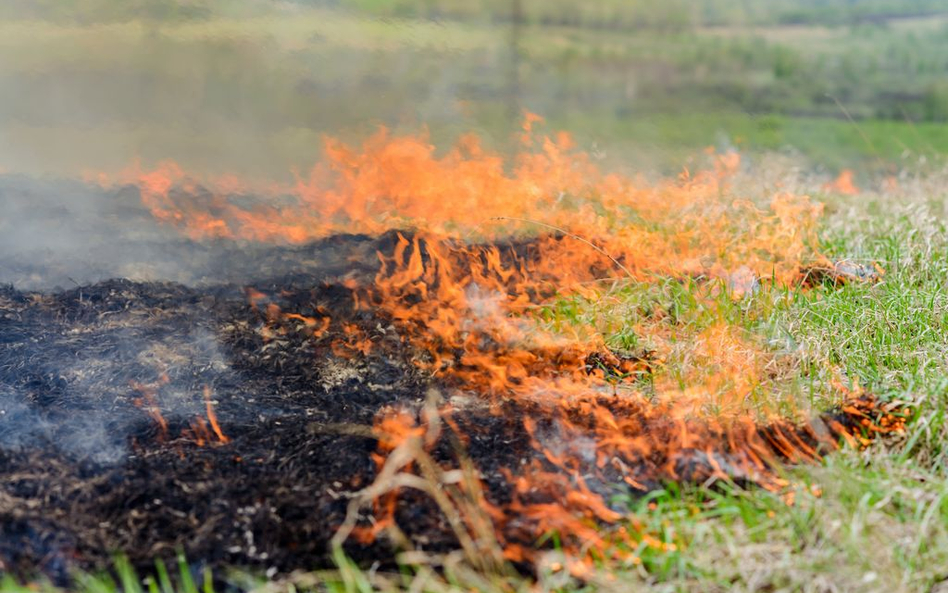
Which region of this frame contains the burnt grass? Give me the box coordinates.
[0,230,546,585]
[0,228,893,587]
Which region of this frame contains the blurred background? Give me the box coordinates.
[2,0,948,182]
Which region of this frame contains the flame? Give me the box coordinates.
[203,386,230,444]
[132,378,170,441]
[824,169,859,196]
[111,115,827,287]
[109,115,902,573]
[132,380,230,447]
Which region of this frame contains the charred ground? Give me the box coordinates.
[0,224,552,583]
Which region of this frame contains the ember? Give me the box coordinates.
[0,119,904,583]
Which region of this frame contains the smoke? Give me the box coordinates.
[0,176,167,289]
[0,386,53,449]
[0,306,238,464]
[0,383,124,465]
[0,1,509,183]
[0,0,524,289]
[0,173,255,289]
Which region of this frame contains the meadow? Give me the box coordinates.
[4,1,948,591]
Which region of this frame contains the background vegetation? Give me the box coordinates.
[3,0,948,180]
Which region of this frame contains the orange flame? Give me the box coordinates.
[132,379,169,442]
[109,118,827,287]
[203,386,230,445]
[132,379,230,447]
[824,169,859,195]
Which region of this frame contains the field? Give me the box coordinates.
[4,1,948,592]
[4,1,948,179]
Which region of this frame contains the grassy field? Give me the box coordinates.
[6,1,948,591]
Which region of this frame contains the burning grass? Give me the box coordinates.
[0,118,925,591]
[128,123,901,561]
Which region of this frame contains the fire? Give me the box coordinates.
[131,378,170,441]
[110,115,902,574]
[203,386,230,445]
[116,115,826,287]
[132,379,229,447]
[824,169,860,195]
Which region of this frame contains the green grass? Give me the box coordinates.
[343,181,948,591]
[553,111,948,174]
[328,178,948,591]
[556,184,948,590]
[335,0,948,29]
[3,553,208,593]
